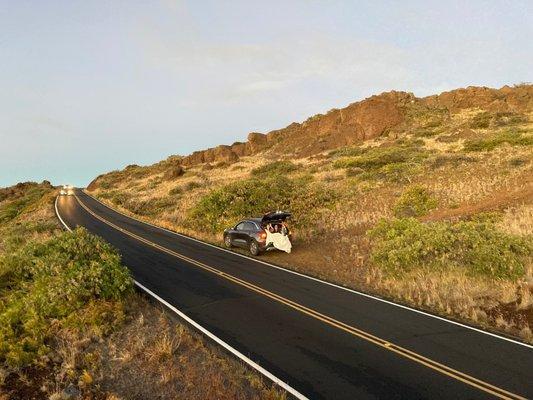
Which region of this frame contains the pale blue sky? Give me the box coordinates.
[1,0,531,187]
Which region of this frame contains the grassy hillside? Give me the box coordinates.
[0,183,285,399]
[88,86,533,342]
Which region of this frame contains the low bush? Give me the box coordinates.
[189,175,337,233]
[168,186,183,196]
[368,218,531,280]
[469,112,492,129]
[0,228,132,367]
[469,112,528,129]
[404,103,449,130]
[251,160,299,178]
[509,157,529,167]
[428,154,476,169]
[393,186,437,217]
[463,129,533,152]
[0,185,51,224]
[333,141,428,183]
[328,146,365,158]
[185,181,203,190]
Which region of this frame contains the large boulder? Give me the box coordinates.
[246,132,268,154]
[163,165,185,181]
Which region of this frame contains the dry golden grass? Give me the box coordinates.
[86,296,286,400]
[499,204,533,236]
[2,295,286,400]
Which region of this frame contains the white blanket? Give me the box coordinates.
[265,230,292,253]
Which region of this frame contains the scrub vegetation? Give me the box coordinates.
[0,183,285,399]
[189,175,336,234]
[369,218,531,280]
[89,86,533,343]
[393,186,437,217]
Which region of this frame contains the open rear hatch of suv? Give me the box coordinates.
[261,211,291,225]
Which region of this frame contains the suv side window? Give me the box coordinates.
[235,222,246,231]
[244,222,256,231]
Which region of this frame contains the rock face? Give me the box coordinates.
[163,165,185,181]
[261,91,415,157]
[181,145,240,166]
[422,85,533,113]
[87,84,533,184]
[178,90,419,165]
[163,85,533,167]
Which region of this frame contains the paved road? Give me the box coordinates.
[56,190,533,399]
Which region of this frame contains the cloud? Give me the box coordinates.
[136,26,410,103]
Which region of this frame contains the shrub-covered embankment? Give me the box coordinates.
[0,183,285,399]
[88,92,533,342]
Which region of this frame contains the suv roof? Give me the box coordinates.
[243,212,292,226]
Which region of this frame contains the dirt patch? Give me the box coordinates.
[423,179,533,222]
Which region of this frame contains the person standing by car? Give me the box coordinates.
[281,221,289,236]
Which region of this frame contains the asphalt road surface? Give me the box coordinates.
[56,190,533,399]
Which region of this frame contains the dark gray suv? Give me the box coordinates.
[223,212,291,255]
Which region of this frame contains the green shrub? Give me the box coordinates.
[469,112,492,129]
[185,181,203,191]
[403,103,449,130]
[469,112,528,129]
[168,186,183,196]
[368,218,530,280]
[0,185,50,224]
[492,112,527,126]
[463,129,533,152]
[393,186,437,217]
[329,146,365,158]
[189,175,337,233]
[109,191,132,206]
[509,157,529,167]
[334,146,423,169]
[251,161,299,178]
[0,228,132,367]
[428,154,476,169]
[333,142,428,183]
[413,129,439,138]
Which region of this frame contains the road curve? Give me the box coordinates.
[56,190,533,400]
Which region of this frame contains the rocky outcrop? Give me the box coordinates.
[181,144,240,166]
[163,165,185,181]
[422,85,533,113]
[178,90,418,164]
[91,84,533,174]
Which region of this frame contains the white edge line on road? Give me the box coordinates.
[83,190,533,350]
[132,281,309,400]
[55,196,309,400]
[55,196,72,232]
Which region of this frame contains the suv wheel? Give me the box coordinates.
[224,235,232,248]
[249,240,260,256]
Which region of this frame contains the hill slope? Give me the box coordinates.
[88,84,533,342]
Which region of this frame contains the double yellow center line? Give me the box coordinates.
[74,193,526,400]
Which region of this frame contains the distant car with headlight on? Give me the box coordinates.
[60,185,74,196]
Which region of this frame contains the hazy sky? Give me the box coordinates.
[1,1,531,187]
